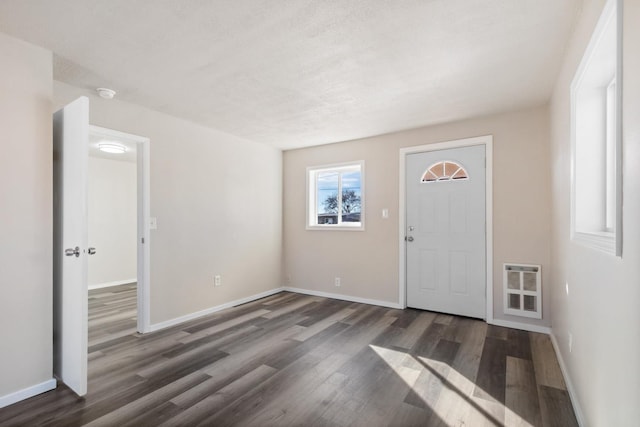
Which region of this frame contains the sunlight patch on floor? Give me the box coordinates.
[370,345,534,427]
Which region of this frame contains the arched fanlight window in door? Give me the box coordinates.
[421,161,469,183]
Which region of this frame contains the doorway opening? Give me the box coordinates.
[398,135,493,321]
[53,97,151,397]
[88,125,151,334]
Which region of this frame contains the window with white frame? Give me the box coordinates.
[307,161,364,230]
[571,0,621,255]
[421,160,469,182]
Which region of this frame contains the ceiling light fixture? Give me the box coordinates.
[96,88,116,99]
[98,142,127,154]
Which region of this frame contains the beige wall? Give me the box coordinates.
[55,82,283,325]
[88,156,137,287]
[0,34,53,397]
[549,0,640,424]
[284,105,552,327]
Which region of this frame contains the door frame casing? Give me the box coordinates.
[89,125,151,333]
[398,135,493,322]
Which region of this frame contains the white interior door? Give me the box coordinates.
[406,145,486,319]
[53,96,89,396]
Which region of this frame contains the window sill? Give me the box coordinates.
[572,231,616,255]
[306,224,365,232]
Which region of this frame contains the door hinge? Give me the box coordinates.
[141,237,145,244]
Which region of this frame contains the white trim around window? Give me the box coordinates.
[306,161,365,231]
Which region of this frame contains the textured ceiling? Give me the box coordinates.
[0,0,580,150]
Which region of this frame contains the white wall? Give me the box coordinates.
[0,33,53,400]
[88,156,137,287]
[283,105,552,328]
[54,82,283,325]
[549,0,640,424]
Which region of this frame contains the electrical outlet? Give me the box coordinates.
[335,277,341,287]
[214,275,221,287]
[568,332,573,353]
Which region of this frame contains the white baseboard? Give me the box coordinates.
[550,331,586,427]
[0,378,57,409]
[147,287,285,333]
[487,318,551,334]
[283,286,403,309]
[88,279,137,290]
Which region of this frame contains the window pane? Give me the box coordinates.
[308,162,364,230]
[507,271,520,290]
[422,161,468,183]
[508,293,520,310]
[524,295,537,312]
[571,1,620,255]
[452,168,468,180]
[523,272,537,291]
[444,162,459,178]
[317,172,338,224]
[341,170,361,223]
[423,170,438,182]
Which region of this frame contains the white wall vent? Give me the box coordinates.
[503,263,542,319]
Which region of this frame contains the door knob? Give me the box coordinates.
[65,246,80,257]
[88,247,96,255]
[405,236,414,242]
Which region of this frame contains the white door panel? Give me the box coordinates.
[406,145,486,319]
[53,97,89,396]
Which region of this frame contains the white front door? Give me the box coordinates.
[405,144,486,319]
[53,97,89,396]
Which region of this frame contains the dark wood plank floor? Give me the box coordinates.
[0,284,578,426]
